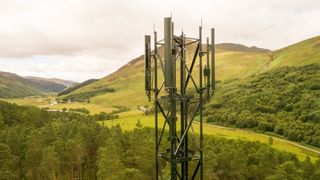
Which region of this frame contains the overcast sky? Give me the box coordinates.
[0,0,319,82]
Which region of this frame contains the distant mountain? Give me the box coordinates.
[216,43,271,53]
[58,36,320,108]
[46,78,76,87]
[0,71,42,98]
[23,77,68,93]
[0,72,75,98]
[25,76,76,88]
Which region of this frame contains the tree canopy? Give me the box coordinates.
[0,100,320,179]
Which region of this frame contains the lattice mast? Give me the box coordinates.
[145,17,215,180]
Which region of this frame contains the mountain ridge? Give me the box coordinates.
[24,76,76,87]
[0,71,76,98]
[216,43,271,53]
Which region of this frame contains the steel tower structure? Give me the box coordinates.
[145,17,215,180]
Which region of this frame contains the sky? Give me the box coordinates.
[0,0,319,82]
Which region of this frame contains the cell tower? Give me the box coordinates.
[145,17,215,180]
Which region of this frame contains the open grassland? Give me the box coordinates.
[2,95,55,107]
[102,110,320,162]
[49,102,117,114]
[3,96,116,115]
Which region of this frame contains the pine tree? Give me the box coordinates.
[0,143,18,179]
[40,146,60,180]
[97,139,124,180]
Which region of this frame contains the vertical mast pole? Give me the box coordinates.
[183,33,188,180]
[180,31,188,180]
[199,25,204,180]
[180,31,185,180]
[154,30,159,180]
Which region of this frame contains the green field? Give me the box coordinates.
[4,96,116,115]
[2,95,56,107]
[103,110,320,162]
[50,102,117,114]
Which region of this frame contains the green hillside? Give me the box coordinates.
[58,36,320,109]
[0,72,43,98]
[0,72,70,98]
[58,43,272,107]
[269,36,320,68]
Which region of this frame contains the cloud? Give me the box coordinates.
[0,55,117,82]
[0,0,319,81]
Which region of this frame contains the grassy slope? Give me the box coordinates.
[269,36,320,68]
[59,36,320,109]
[59,44,272,107]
